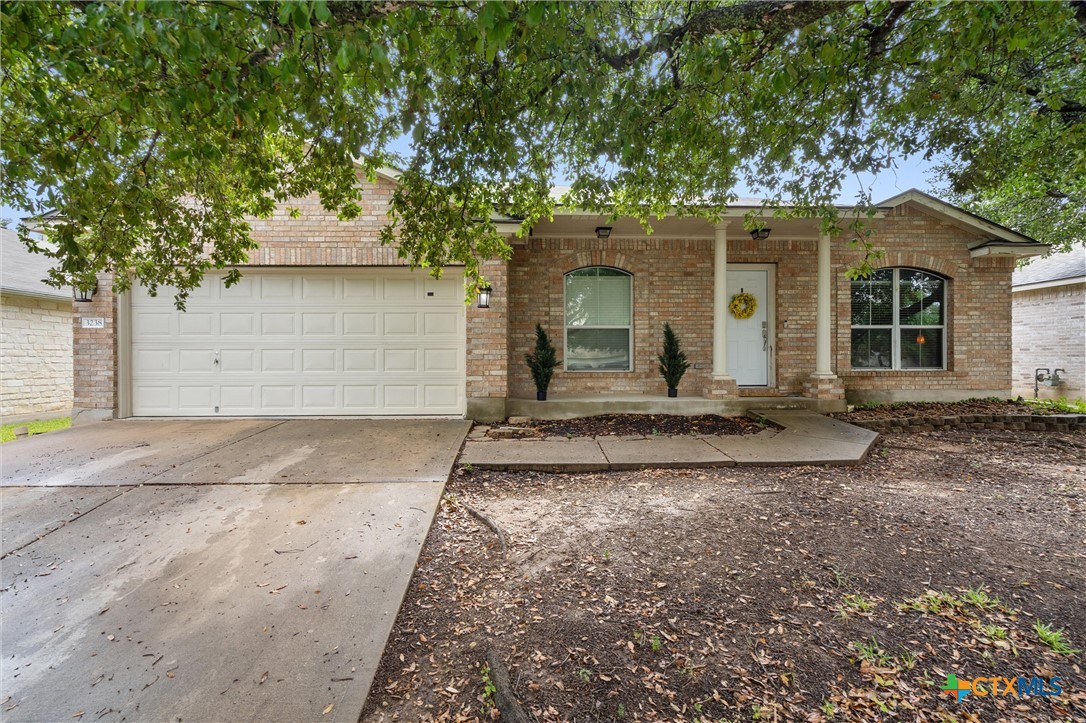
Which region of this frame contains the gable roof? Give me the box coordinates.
[876,189,1048,258]
[0,228,69,301]
[1013,245,1086,288]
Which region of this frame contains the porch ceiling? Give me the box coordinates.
[529,214,824,240]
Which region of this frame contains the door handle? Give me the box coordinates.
[761,321,768,351]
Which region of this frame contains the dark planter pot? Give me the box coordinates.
[536,391,547,401]
[667,388,678,398]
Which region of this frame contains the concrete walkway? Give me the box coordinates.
[1,419,470,723]
[460,410,878,471]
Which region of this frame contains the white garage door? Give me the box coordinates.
[130,268,465,416]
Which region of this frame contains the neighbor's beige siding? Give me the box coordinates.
[1012,282,1085,400]
[2,293,73,419]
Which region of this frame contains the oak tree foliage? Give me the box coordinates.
[2,1,1083,304]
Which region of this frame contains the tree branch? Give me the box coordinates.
[592,0,846,71]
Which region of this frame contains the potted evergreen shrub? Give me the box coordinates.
[657,322,691,397]
[525,324,559,401]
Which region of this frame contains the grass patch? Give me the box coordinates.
[1034,621,1081,655]
[1,416,70,443]
[1022,396,1086,414]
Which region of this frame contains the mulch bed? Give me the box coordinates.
[832,398,1032,422]
[362,427,1086,722]
[524,414,771,437]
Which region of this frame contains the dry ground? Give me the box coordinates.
[362,428,1085,722]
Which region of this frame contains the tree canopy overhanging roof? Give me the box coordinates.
[2,0,1083,303]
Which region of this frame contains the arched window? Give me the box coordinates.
[850,268,946,370]
[564,267,633,371]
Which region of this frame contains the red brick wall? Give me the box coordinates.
[507,238,715,398]
[246,176,406,266]
[467,258,509,400]
[836,202,1015,403]
[72,272,117,416]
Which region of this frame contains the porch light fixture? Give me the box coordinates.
[750,228,772,241]
[477,283,492,309]
[74,281,98,303]
[595,226,613,239]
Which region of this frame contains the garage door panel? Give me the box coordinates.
[383,278,419,301]
[219,349,255,372]
[425,278,460,301]
[261,313,295,336]
[135,349,173,374]
[302,277,336,298]
[177,386,214,411]
[343,278,377,300]
[424,385,461,410]
[383,312,418,335]
[424,348,460,372]
[220,313,255,336]
[302,349,337,372]
[384,385,419,409]
[260,277,295,299]
[383,348,419,372]
[131,269,465,416]
[424,311,460,336]
[220,386,255,412]
[302,313,337,336]
[134,385,172,412]
[178,349,214,373]
[178,313,214,336]
[343,385,378,410]
[343,349,378,372]
[344,313,377,336]
[221,276,256,300]
[134,312,174,337]
[261,386,296,409]
[261,349,297,373]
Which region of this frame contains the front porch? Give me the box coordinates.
[506,393,845,420]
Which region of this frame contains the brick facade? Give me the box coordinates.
[72,273,117,422]
[507,238,715,399]
[836,203,1015,404]
[1012,282,1085,400]
[71,181,1024,419]
[1,293,73,421]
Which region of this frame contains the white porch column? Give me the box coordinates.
[712,221,734,382]
[815,231,833,376]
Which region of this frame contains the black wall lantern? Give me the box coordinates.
[595,226,613,239]
[74,281,98,302]
[477,283,492,309]
[750,228,772,241]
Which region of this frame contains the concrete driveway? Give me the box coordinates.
[1,418,470,722]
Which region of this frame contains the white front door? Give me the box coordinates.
[726,266,773,387]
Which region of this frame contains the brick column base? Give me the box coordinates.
[703,378,739,399]
[802,374,845,401]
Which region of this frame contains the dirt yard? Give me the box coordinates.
[362,427,1085,722]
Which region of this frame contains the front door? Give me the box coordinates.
[726,266,773,386]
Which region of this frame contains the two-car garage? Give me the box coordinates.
[128,268,466,416]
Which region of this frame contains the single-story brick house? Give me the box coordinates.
[70,171,1048,423]
[1011,245,1085,401]
[1,227,73,423]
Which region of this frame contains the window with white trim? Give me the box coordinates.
[850,268,946,370]
[564,267,633,371]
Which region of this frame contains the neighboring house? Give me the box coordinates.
[1011,245,1086,401]
[1,227,73,423]
[69,173,1047,423]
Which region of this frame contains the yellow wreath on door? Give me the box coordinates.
[729,291,757,320]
